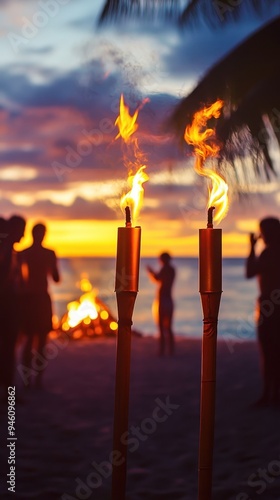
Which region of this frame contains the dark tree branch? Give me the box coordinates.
[98,0,181,25]
[179,0,276,27]
[98,0,276,26]
[167,16,280,177]
[98,0,280,178]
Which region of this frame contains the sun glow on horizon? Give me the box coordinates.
[14,218,255,258]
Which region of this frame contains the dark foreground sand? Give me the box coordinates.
[1,336,280,500]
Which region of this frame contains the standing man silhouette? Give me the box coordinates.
[19,222,60,388]
[147,252,176,356]
[0,215,26,391]
[246,217,280,407]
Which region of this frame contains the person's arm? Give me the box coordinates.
[146,265,161,283]
[246,233,259,278]
[50,251,60,283]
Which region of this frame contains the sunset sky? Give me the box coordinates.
[1,0,280,257]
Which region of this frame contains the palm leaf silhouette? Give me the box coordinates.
[98,1,280,177]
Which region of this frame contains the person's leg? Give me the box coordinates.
[165,314,175,356]
[272,307,280,405]
[0,328,6,388]
[0,295,19,389]
[257,329,271,405]
[35,331,48,388]
[275,337,280,404]
[22,333,34,370]
[158,316,165,356]
[270,330,280,405]
[258,306,280,405]
[3,327,17,387]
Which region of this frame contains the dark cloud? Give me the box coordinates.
[0,59,117,111]
[0,195,116,221]
[0,58,183,184]
[0,147,44,165]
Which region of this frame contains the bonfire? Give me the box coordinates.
[55,277,118,340]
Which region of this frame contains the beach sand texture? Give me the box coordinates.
[1,336,280,500]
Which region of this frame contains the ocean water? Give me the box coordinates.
[49,257,258,342]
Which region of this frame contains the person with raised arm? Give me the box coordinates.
[246,217,280,407]
[147,252,176,356]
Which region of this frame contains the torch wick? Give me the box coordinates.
[207,206,215,228]
[125,206,131,227]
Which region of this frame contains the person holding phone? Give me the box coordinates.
[147,252,176,356]
[246,217,280,407]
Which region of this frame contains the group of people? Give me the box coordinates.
[0,212,279,406]
[147,216,280,407]
[0,215,60,393]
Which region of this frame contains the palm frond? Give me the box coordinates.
[167,16,280,177]
[180,0,277,27]
[217,74,280,174]
[98,0,277,26]
[98,0,181,25]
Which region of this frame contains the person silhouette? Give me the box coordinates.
[19,222,60,388]
[0,215,26,391]
[147,252,176,356]
[246,217,280,407]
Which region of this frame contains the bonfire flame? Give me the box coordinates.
[115,94,149,223]
[60,276,118,338]
[66,293,98,329]
[184,99,228,224]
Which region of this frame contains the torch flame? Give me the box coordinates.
[184,99,228,224]
[115,94,149,223]
[115,94,139,143]
[120,165,149,221]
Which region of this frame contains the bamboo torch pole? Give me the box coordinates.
[112,206,141,500]
[198,206,222,500]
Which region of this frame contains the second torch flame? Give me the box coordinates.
[120,165,149,223]
[184,99,228,224]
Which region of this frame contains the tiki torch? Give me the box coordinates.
[184,99,228,500]
[112,94,149,500]
[112,205,141,500]
[198,206,222,500]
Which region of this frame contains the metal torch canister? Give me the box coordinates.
[199,226,222,318]
[115,225,141,293]
[198,207,222,500]
[112,208,141,500]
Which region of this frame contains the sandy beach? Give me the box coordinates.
[1,335,280,500]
